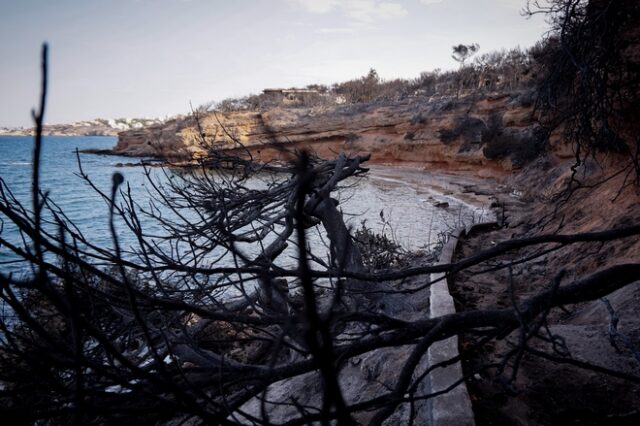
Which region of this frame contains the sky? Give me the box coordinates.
[0,0,549,127]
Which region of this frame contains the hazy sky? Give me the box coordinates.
[0,0,549,127]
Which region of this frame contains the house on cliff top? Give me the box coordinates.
[262,87,331,105]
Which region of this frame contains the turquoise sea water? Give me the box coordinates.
[0,136,162,275]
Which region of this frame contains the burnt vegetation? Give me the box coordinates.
[1,1,640,424]
[211,46,538,112]
[527,0,640,179]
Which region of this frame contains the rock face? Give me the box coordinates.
[115,92,540,179]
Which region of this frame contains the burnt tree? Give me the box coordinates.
[1,40,640,425]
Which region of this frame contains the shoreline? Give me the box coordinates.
[75,143,503,224]
[367,164,500,214]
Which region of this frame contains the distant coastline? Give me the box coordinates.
[0,117,173,137]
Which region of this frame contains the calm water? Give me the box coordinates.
[0,136,483,276]
[0,136,163,274]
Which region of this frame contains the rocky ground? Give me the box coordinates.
[449,153,640,425]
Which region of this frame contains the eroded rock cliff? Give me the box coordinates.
[115,92,540,179]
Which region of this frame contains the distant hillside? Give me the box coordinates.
[0,117,174,137]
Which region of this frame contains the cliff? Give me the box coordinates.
[113,64,640,425]
[114,92,540,179]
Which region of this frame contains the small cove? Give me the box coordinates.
[0,136,491,276]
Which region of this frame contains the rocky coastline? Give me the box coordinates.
[106,89,640,424]
[111,92,541,180]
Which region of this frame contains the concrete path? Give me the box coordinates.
[425,224,498,426]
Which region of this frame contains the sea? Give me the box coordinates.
[0,136,484,277]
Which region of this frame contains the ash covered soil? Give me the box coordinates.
[449,155,640,425]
